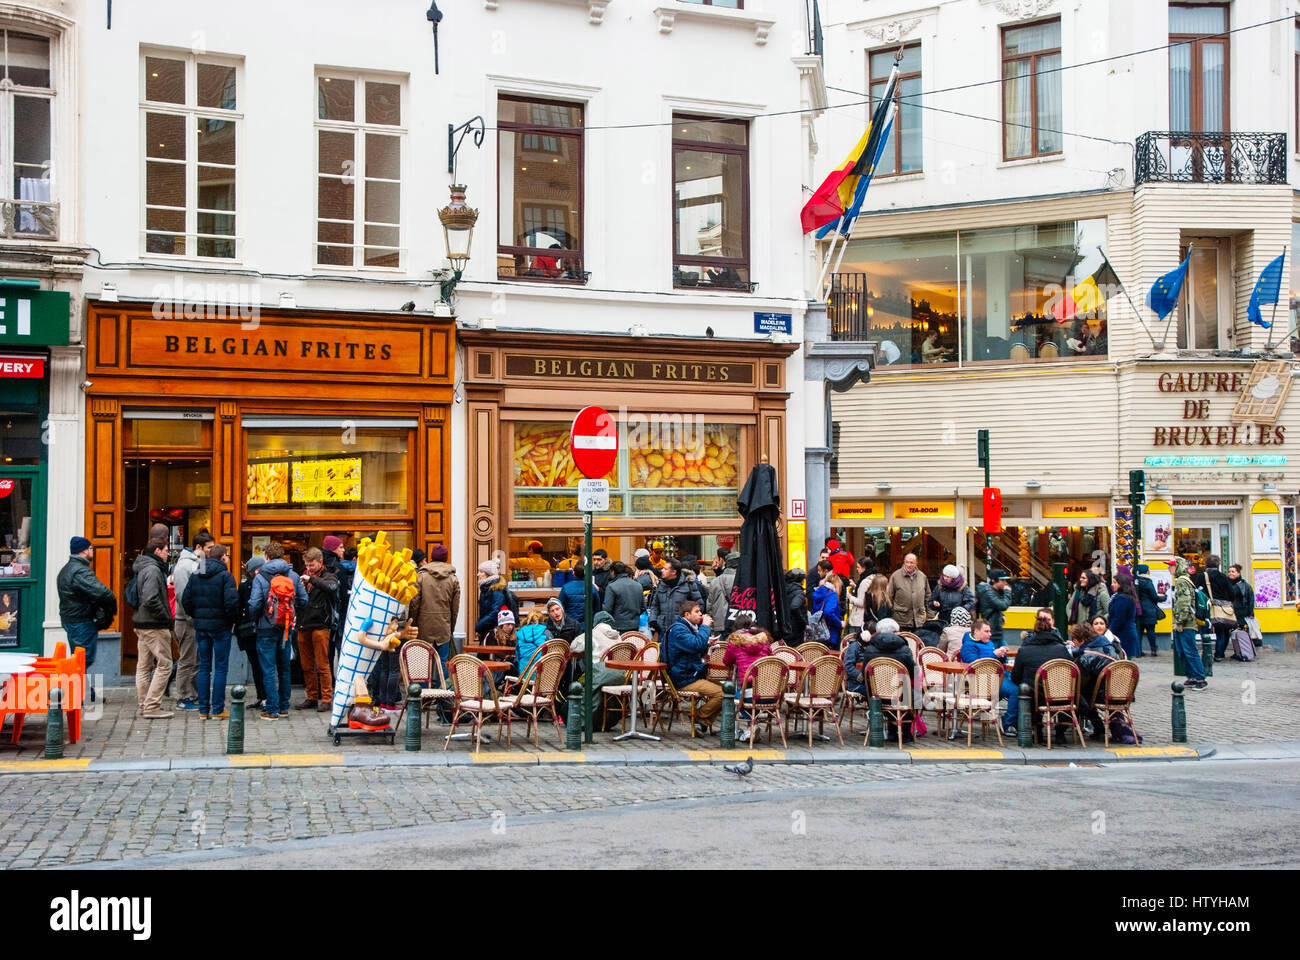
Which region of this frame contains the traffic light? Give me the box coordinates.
[977,429,990,469]
[1128,468,1146,505]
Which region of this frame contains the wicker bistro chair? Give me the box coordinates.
[597,640,640,733]
[899,632,924,660]
[633,641,663,724]
[499,651,568,748]
[444,655,510,753]
[917,646,954,737]
[620,631,652,649]
[397,640,455,730]
[650,669,702,737]
[705,643,731,684]
[737,656,790,748]
[503,638,569,697]
[1091,660,1140,747]
[864,657,915,749]
[953,658,1006,747]
[1034,658,1085,749]
[783,655,845,746]
[795,641,831,661]
[770,645,803,694]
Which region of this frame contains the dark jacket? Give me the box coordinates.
[235,575,258,644]
[976,581,1012,642]
[648,576,705,638]
[546,612,581,643]
[663,615,711,688]
[476,576,519,639]
[1229,576,1254,625]
[181,562,239,632]
[602,573,645,632]
[844,631,915,694]
[1194,569,1233,611]
[592,564,612,594]
[930,582,976,626]
[247,558,308,633]
[131,552,173,630]
[862,592,892,626]
[784,572,808,643]
[559,576,595,627]
[298,566,339,631]
[1107,593,1139,651]
[707,557,738,635]
[409,562,460,647]
[1012,629,1070,690]
[811,583,843,648]
[56,555,116,624]
[322,552,354,636]
[1135,575,1164,625]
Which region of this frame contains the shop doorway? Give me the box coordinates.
[120,458,213,670]
[1173,516,1233,568]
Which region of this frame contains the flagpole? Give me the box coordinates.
[1263,246,1288,352]
[816,218,844,299]
[1097,246,1161,351]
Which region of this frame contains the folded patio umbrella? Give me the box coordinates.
[727,462,789,641]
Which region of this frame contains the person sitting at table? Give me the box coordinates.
[663,599,722,735]
[1012,608,1070,737]
[570,610,624,730]
[511,608,551,677]
[940,606,972,658]
[921,330,945,363]
[1087,615,1123,658]
[1067,622,1117,739]
[544,597,580,643]
[844,618,914,697]
[959,617,1017,736]
[725,626,773,743]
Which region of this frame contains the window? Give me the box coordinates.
[0,30,54,238]
[1175,237,1231,350]
[869,44,921,176]
[1001,18,1062,160]
[673,116,749,290]
[316,74,404,268]
[1170,4,1228,134]
[142,52,239,258]
[498,96,584,281]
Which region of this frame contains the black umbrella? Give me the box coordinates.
[727,461,788,641]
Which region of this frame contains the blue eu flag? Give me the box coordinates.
[1247,252,1286,328]
[1146,255,1190,321]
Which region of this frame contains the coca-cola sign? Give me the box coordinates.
[0,479,13,499]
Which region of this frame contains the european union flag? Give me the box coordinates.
[1146,254,1190,321]
[1247,252,1286,328]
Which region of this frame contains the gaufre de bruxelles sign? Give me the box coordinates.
[1153,372,1286,447]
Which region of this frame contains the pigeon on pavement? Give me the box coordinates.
[723,756,754,778]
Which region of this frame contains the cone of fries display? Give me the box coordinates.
[328,532,420,731]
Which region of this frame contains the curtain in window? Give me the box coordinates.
[1200,43,1224,131]
[1170,43,1191,129]
[17,176,49,232]
[1003,60,1031,157]
[1169,6,1225,33]
[1035,53,1062,153]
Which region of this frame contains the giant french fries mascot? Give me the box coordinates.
[329,532,420,731]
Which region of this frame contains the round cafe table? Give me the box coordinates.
[604,660,664,742]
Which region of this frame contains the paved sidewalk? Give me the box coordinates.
[2,649,1296,771]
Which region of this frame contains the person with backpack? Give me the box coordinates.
[247,541,308,719]
[131,537,175,719]
[1168,557,1207,690]
[180,543,239,719]
[235,556,269,710]
[56,536,116,704]
[295,547,338,712]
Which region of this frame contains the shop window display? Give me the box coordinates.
[0,476,33,578]
[245,428,408,513]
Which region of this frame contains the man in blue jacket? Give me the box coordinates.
[959,617,1017,735]
[247,542,308,719]
[663,600,721,734]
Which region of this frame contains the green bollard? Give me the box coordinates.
[227,685,245,755]
[1017,683,1033,748]
[44,686,64,760]
[1200,632,1214,678]
[719,681,736,749]
[868,696,884,748]
[566,682,583,751]
[1171,681,1187,743]
[405,683,422,751]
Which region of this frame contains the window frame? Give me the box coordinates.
[671,114,751,291]
[497,94,586,283]
[312,71,407,272]
[1168,2,1230,135]
[140,49,243,261]
[679,0,744,7]
[1000,16,1063,162]
[869,42,921,178]
[0,26,56,240]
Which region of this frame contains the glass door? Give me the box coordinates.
[1177,239,1231,350]
[0,465,45,653]
[1172,516,1232,568]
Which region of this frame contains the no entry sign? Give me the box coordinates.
[570,405,618,479]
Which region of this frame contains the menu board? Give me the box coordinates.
[291,457,362,504]
[246,462,290,505]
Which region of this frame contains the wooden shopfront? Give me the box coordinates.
[460,330,797,587]
[84,301,454,672]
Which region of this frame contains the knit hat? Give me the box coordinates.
[875,618,901,635]
[942,563,960,580]
[411,549,426,566]
[69,536,92,554]
[430,545,448,562]
[546,597,563,611]
[478,559,498,576]
[635,556,652,571]
[1134,564,1149,575]
[827,539,841,551]
[497,608,515,626]
[634,548,650,559]
[246,555,265,574]
[987,568,1009,582]
[592,611,614,627]
[322,535,343,553]
[949,607,972,628]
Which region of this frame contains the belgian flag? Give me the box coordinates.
[1052,256,1121,322]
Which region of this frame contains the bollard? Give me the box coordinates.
[719,681,736,749]
[566,681,583,751]
[227,685,245,755]
[868,696,884,748]
[1017,683,1033,748]
[1200,632,1214,677]
[1170,681,1187,743]
[405,683,422,751]
[44,687,64,760]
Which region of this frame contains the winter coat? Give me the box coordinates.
[1107,593,1139,654]
[1135,575,1164,626]
[571,622,625,690]
[247,558,308,633]
[476,577,519,639]
[131,552,173,630]
[861,590,892,627]
[298,566,339,631]
[1068,584,1110,625]
[602,573,645,633]
[886,567,930,629]
[648,576,705,638]
[663,615,711,688]
[784,573,809,643]
[930,580,975,626]
[941,624,967,658]
[1011,629,1070,689]
[961,635,1003,665]
[559,576,595,626]
[723,634,771,688]
[513,622,551,675]
[811,583,843,648]
[827,549,852,580]
[847,578,870,629]
[707,557,738,635]
[327,553,356,633]
[1193,569,1233,611]
[546,612,581,643]
[409,562,460,647]
[592,564,612,594]
[181,562,239,632]
[1230,577,1254,626]
[170,548,204,623]
[56,555,116,624]
[844,631,915,695]
[976,581,1013,643]
[235,575,258,644]
[1171,559,1195,630]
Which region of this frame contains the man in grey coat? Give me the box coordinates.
[132,538,175,719]
[169,530,213,710]
[707,551,739,638]
[601,561,644,633]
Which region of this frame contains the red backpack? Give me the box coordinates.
[264,574,298,643]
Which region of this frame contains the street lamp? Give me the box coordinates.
[437,183,478,302]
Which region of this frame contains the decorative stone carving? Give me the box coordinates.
[863,17,921,45]
[993,0,1058,20]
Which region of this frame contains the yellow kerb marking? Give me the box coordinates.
[470,753,539,764]
[685,749,785,762]
[535,752,585,762]
[270,754,343,766]
[905,748,1005,760]
[1108,746,1198,758]
[228,754,272,767]
[0,758,92,773]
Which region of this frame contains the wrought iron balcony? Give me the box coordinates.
[1134,131,1287,186]
[827,272,869,341]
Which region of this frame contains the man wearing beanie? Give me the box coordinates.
[409,544,460,669]
[56,536,116,702]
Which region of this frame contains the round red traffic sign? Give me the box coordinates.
[570,405,618,479]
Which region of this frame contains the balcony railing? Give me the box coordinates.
[0,199,57,239]
[1134,131,1287,186]
[827,272,868,341]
